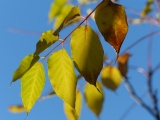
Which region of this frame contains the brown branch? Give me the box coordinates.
[124,78,154,116]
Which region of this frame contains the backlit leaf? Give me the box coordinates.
[34,30,59,55]
[117,53,131,79]
[141,0,153,18]
[64,90,82,120]
[8,105,25,113]
[95,0,128,55]
[71,25,104,86]
[21,62,45,114]
[12,54,39,83]
[54,6,81,35]
[84,82,104,116]
[48,0,67,21]
[101,66,122,91]
[48,49,77,108]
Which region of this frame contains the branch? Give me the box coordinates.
[147,71,160,120]
[124,78,154,116]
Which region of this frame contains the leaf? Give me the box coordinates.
[84,82,104,116]
[48,49,77,108]
[8,105,25,113]
[48,0,67,21]
[12,54,39,83]
[78,0,98,5]
[21,62,45,114]
[101,66,122,91]
[71,25,104,86]
[141,0,153,18]
[95,0,128,55]
[34,30,59,55]
[54,6,81,35]
[117,53,131,79]
[64,90,82,120]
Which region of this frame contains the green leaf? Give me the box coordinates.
[48,0,67,21]
[12,54,39,83]
[54,5,81,35]
[95,0,128,56]
[21,62,45,114]
[84,82,104,116]
[71,25,104,86]
[101,66,122,91]
[48,49,77,108]
[64,90,82,120]
[141,0,153,18]
[34,30,59,55]
[8,105,25,113]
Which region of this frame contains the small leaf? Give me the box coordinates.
[34,30,59,55]
[101,66,122,91]
[12,54,39,83]
[48,0,67,21]
[8,105,25,113]
[21,62,45,114]
[48,49,77,108]
[95,0,128,55]
[71,25,104,86]
[54,5,81,35]
[64,90,82,120]
[117,53,131,78]
[84,82,104,116]
[141,0,153,18]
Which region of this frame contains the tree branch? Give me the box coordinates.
[124,78,154,116]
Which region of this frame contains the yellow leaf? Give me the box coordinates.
[84,82,104,116]
[95,0,128,56]
[101,66,122,91]
[64,90,82,120]
[8,105,25,113]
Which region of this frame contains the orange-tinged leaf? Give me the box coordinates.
[118,53,131,78]
[8,105,25,113]
[101,66,122,91]
[95,0,128,55]
[84,82,104,116]
[64,90,82,120]
[71,25,104,86]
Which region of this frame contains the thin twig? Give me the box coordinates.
[154,0,160,10]
[124,78,154,116]
[147,70,160,120]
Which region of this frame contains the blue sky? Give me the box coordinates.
[1,0,160,120]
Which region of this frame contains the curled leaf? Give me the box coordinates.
[95,0,128,56]
[101,66,122,91]
[117,53,131,78]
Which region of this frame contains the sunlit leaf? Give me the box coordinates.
[95,0,128,56]
[118,53,131,78]
[71,25,104,86]
[48,0,67,21]
[21,62,45,114]
[48,49,77,108]
[54,6,81,35]
[84,82,104,116]
[34,30,59,55]
[141,0,153,18]
[78,0,98,5]
[101,66,122,91]
[8,105,25,113]
[12,54,39,83]
[64,90,82,120]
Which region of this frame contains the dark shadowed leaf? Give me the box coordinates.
[21,62,45,114]
[12,54,39,83]
[71,25,104,86]
[95,0,128,56]
[48,49,77,108]
[34,30,59,55]
[101,66,122,91]
[84,82,104,116]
